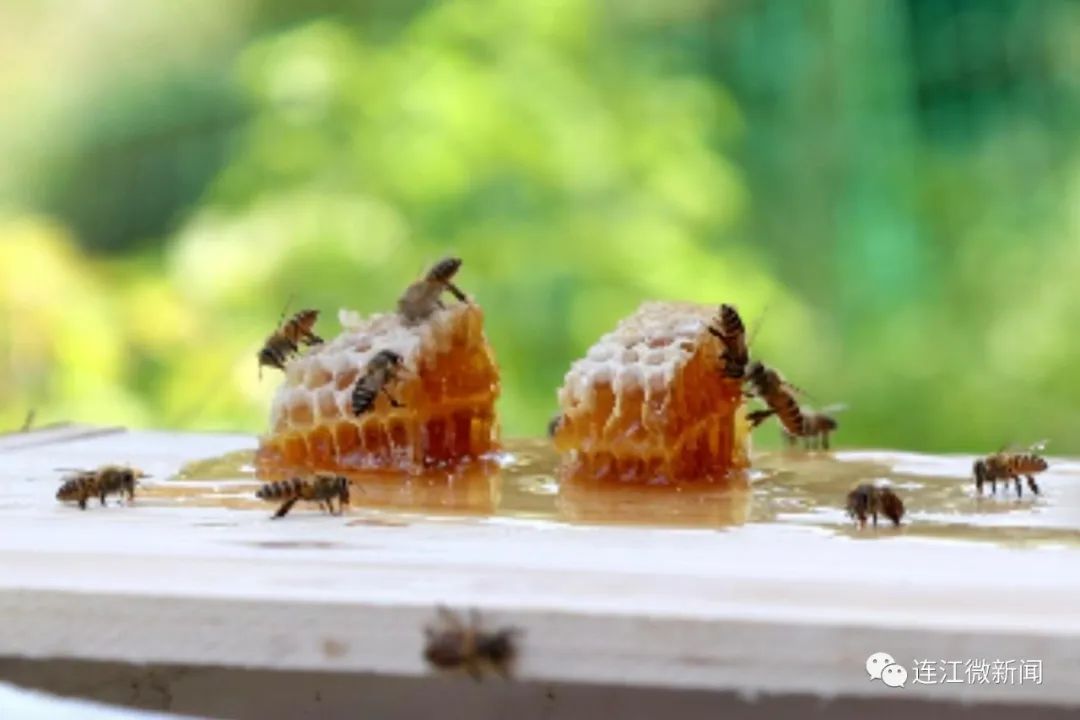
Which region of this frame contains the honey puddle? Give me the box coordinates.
[156,439,1080,548]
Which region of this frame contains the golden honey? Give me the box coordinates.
[255,303,500,477]
[551,302,750,483]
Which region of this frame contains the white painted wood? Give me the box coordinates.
[0,429,1078,709]
[0,682,191,720]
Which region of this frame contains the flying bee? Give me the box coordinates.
[424,606,521,681]
[707,303,749,380]
[56,465,148,510]
[744,360,806,437]
[398,257,469,324]
[846,483,905,528]
[258,306,324,377]
[351,350,407,416]
[973,442,1049,498]
[255,474,351,519]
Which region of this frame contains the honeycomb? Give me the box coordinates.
[255,303,500,476]
[550,301,750,483]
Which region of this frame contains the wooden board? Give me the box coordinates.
[0,427,1078,708]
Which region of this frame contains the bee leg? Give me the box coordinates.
[871,511,878,528]
[1014,476,1023,498]
[100,490,108,507]
[273,497,300,519]
[381,388,404,408]
[822,433,830,451]
[991,478,997,494]
[78,496,88,510]
[1027,475,1040,495]
[445,282,468,303]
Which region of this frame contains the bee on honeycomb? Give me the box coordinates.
[256,303,501,477]
[550,302,750,484]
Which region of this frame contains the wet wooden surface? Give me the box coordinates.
[0,426,1078,708]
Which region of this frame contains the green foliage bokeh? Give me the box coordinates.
[1,0,1078,451]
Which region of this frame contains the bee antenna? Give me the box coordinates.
[277,294,296,326]
[745,301,771,348]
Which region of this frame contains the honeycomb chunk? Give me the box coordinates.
[255,303,500,476]
[551,301,749,483]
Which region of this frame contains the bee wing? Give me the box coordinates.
[54,467,92,476]
[1000,439,1049,454]
[782,380,814,401]
[818,403,848,415]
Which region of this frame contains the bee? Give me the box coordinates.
[846,484,905,528]
[351,350,407,416]
[56,466,148,510]
[258,306,324,377]
[398,257,469,324]
[707,304,749,379]
[744,361,806,437]
[973,442,1049,498]
[255,474,351,518]
[424,606,521,681]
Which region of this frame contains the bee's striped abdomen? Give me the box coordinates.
[709,304,748,379]
[428,257,462,283]
[1009,454,1048,475]
[56,477,94,501]
[256,477,306,501]
[352,378,377,415]
[772,393,805,436]
[718,304,745,337]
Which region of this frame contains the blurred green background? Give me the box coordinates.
[1,0,1078,452]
